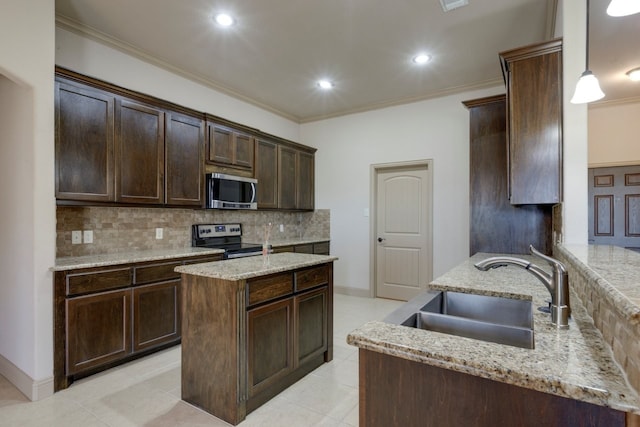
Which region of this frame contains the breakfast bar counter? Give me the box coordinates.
[347,251,640,426]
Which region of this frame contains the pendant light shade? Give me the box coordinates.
[571,0,605,104]
[570,71,605,103]
[607,0,640,16]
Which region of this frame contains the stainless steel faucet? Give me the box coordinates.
[474,245,570,329]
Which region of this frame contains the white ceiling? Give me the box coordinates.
[55,0,640,123]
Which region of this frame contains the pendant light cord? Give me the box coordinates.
[585,0,590,70]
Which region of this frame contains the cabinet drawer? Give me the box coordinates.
[294,244,314,254]
[295,265,329,292]
[313,242,330,255]
[134,261,182,285]
[66,267,132,296]
[272,246,295,254]
[183,255,223,264]
[247,273,293,306]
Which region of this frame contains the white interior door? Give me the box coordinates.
[375,164,432,301]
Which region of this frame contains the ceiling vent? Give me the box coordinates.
[440,0,469,12]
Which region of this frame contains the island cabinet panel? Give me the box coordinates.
[295,287,328,366]
[165,112,204,206]
[55,79,115,201]
[359,349,626,427]
[247,298,294,398]
[500,38,563,205]
[180,259,334,425]
[115,99,165,204]
[66,289,131,376]
[133,280,181,352]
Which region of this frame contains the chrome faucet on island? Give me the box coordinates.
[474,245,570,329]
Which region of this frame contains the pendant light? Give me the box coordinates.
[570,0,605,104]
[607,0,640,16]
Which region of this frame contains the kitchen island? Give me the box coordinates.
[175,252,337,425]
[348,251,640,426]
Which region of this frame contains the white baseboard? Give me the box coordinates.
[0,354,53,401]
[334,286,372,298]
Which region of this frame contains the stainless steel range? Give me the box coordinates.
[191,223,263,259]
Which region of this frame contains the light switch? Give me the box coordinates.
[83,230,93,244]
[279,224,284,232]
[156,228,163,239]
[72,230,82,245]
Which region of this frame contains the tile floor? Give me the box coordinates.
[0,294,402,427]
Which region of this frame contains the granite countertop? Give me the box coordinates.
[53,247,224,271]
[558,244,640,320]
[347,252,640,414]
[175,252,338,281]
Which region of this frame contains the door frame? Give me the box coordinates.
[369,159,434,298]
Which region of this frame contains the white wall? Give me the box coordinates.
[55,28,300,142]
[301,87,503,293]
[589,101,640,166]
[561,0,589,245]
[0,0,55,399]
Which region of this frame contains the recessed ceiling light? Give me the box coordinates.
[214,13,234,27]
[440,0,469,12]
[413,54,431,65]
[627,67,640,82]
[317,80,334,90]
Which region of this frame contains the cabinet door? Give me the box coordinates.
[208,124,234,165]
[502,40,562,205]
[295,287,328,366]
[247,298,294,397]
[55,80,115,201]
[166,113,204,206]
[235,132,255,169]
[278,146,297,209]
[296,151,314,210]
[255,139,279,209]
[66,289,131,375]
[133,280,181,352]
[115,99,165,204]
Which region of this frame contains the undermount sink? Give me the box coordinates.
[385,291,534,349]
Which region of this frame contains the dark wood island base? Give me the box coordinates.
[178,255,335,425]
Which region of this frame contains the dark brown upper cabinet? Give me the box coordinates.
[206,122,254,171]
[115,99,165,205]
[255,138,279,209]
[500,38,563,205]
[255,138,315,211]
[165,112,204,206]
[55,79,115,202]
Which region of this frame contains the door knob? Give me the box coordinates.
[377,237,385,242]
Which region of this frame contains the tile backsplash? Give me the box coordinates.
[56,207,330,257]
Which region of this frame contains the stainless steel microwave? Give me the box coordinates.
[206,173,257,209]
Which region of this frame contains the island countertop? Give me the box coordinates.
[175,252,338,280]
[347,252,640,414]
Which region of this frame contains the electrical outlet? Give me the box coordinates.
[279,224,284,232]
[83,230,93,244]
[72,230,82,245]
[155,228,163,239]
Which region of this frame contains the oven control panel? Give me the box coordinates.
[194,223,242,238]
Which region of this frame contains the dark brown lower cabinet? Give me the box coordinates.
[133,280,181,352]
[247,298,294,398]
[295,287,328,365]
[66,289,131,375]
[54,253,222,391]
[180,261,334,425]
[359,349,629,427]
